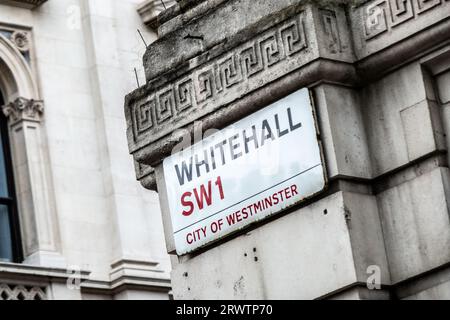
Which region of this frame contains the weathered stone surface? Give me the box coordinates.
[125,0,450,170]
[399,266,450,300]
[314,84,372,179]
[377,167,450,284]
[170,191,389,300]
[125,0,450,300]
[361,63,446,176]
[350,0,450,59]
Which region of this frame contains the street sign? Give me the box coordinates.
[163,88,326,255]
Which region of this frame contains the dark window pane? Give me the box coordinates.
[0,128,9,197]
[0,204,13,262]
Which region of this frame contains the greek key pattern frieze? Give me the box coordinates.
[131,12,308,143]
[363,0,450,40]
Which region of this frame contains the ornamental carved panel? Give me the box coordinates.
[128,12,310,150]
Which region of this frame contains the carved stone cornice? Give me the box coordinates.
[2,97,44,124]
[0,0,47,9]
[125,0,450,172]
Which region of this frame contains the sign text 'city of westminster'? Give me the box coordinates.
[163,88,326,255]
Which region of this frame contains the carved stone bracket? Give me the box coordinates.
[2,97,44,125]
[134,160,157,191]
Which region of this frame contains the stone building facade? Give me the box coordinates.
[125,0,450,299]
[0,0,172,300]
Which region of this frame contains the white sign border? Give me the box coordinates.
[162,88,329,256]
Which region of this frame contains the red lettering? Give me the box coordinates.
[216,176,225,200]
[181,192,194,216]
[186,226,208,245]
[273,193,279,205]
[226,213,236,225]
[254,201,262,213]
[291,184,299,196]
[235,210,242,223]
[181,177,225,217]
[186,233,194,244]
[285,187,291,199]
[193,181,213,210]
[242,207,248,219]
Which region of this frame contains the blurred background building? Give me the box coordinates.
[0,0,172,300]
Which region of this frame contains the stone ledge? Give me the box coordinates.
[81,259,171,295]
[0,262,90,283]
[128,59,357,167]
[127,2,354,159]
[0,0,47,9]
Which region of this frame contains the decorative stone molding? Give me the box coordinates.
[0,283,46,300]
[131,10,310,148]
[109,259,171,292]
[3,98,65,267]
[2,97,44,124]
[134,160,157,190]
[359,0,448,40]
[0,0,47,9]
[0,27,32,64]
[10,31,30,53]
[0,33,36,96]
[351,0,450,59]
[126,2,353,166]
[0,31,64,268]
[0,262,91,300]
[125,0,450,169]
[137,0,176,30]
[78,259,170,297]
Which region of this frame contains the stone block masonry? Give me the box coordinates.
[125,0,450,299]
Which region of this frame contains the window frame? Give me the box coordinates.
[0,91,23,263]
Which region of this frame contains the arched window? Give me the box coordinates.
[0,90,22,263]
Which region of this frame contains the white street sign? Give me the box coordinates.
[163,88,327,255]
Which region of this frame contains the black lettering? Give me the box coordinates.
[275,113,289,137]
[174,157,194,186]
[288,107,302,131]
[229,134,243,160]
[210,146,217,170]
[261,119,275,146]
[214,140,227,166]
[195,150,210,178]
[243,125,259,154]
